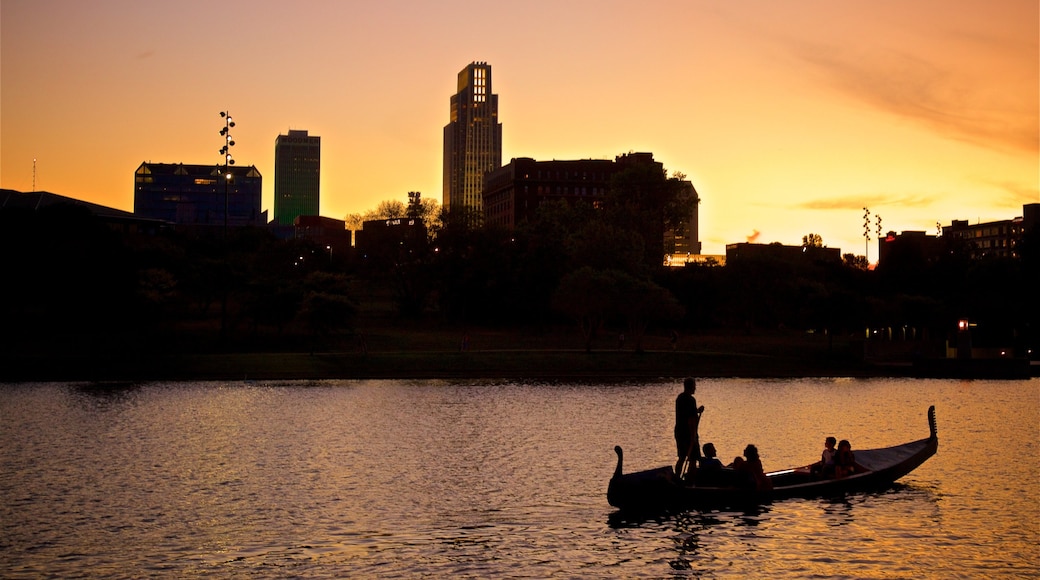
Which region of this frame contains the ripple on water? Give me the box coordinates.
[0,378,1037,578]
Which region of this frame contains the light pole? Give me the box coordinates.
[863,207,871,262]
[219,111,236,237]
[218,111,235,341]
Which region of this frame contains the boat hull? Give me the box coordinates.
[608,406,938,512]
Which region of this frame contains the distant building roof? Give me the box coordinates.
[1,189,136,220]
[135,162,261,179]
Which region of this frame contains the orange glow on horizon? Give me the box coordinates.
[1,1,1036,255]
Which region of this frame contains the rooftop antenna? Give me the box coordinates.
[32,158,37,192]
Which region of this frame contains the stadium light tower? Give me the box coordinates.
[863,207,871,261]
[219,111,236,237]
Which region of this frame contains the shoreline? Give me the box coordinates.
[2,349,1033,382]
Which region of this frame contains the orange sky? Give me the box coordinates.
[2,0,1037,257]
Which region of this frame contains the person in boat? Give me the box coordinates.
[811,436,837,478]
[674,377,705,480]
[699,443,723,470]
[833,439,858,477]
[729,444,773,491]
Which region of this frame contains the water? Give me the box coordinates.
[1,378,1037,578]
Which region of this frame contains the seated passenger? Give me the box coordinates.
[699,443,723,470]
[833,439,858,478]
[811,436,837,478]
[729,444,773,491]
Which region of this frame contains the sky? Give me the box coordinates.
[2,0,1037,258]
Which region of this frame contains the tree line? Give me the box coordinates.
[2,166,1035,357]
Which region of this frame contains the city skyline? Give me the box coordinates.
[1,0,1036,257]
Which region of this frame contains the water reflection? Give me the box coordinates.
[0,378,1036,578]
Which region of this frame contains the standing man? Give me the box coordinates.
[674,377,705,480]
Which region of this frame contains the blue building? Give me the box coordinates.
[134,162,264,227]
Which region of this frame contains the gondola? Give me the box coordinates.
[607,406,938,513]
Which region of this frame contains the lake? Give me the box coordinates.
[1,378,1037,578]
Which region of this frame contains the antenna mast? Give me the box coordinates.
[33,158,37,192]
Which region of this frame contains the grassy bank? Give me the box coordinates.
[1,325,882,381]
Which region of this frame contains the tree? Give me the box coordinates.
[297,271,357,349]
[843,253,869,270]
[552,267,618,352]
[364,200,407,221]
[604,160,698,270]
[344,213,363,232]
[803,233,823,248]
[613,273,685,352]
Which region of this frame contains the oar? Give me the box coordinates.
[680,406,706,481]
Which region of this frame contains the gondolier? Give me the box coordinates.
[674,377,705,480]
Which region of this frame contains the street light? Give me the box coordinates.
[863,207,871,261]
[218,111,235,342]
[219,111,236,237]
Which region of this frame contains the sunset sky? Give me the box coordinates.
[2,0,1037,257]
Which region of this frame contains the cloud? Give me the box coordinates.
[976,178,1040,206]
[793,43,1038,154]
[796,193,939,211]
[136,50,155,59]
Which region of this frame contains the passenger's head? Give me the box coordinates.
[838,439,851,452]
[683,377,696,393]
[703,442,717,458]
[825,436,837,448]
[744,444,759,460]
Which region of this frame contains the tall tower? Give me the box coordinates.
[274,129,321,225]
[443,62,502,220]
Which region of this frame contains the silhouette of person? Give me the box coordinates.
[674,377,704,479]
[834,439,858,478]
[699,442,723,470]
[730,444,772,491]
[811,436,837,477]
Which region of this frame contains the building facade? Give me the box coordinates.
[355,217,427,270]
[665,179,701,256]
[877,230,944,268]
[294,215,351,256]
[443,62,501,220]
[726,242,841,264]
[942,203,1039,259]
[274,130,321,226]
[133,162,263,227]
[482,157,616,228]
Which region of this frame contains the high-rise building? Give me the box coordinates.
[443,62,502,220]
[274,129,321,226]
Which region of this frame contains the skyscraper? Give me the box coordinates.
[443,62,502,220]
[274,129,321,225]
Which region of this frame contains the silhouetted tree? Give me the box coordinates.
[552,267,617,351]
[842,253,869,270]
[603,162,696,270]
[367,200,407,220]
[613,273,685,352]
[298,271,357,350]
